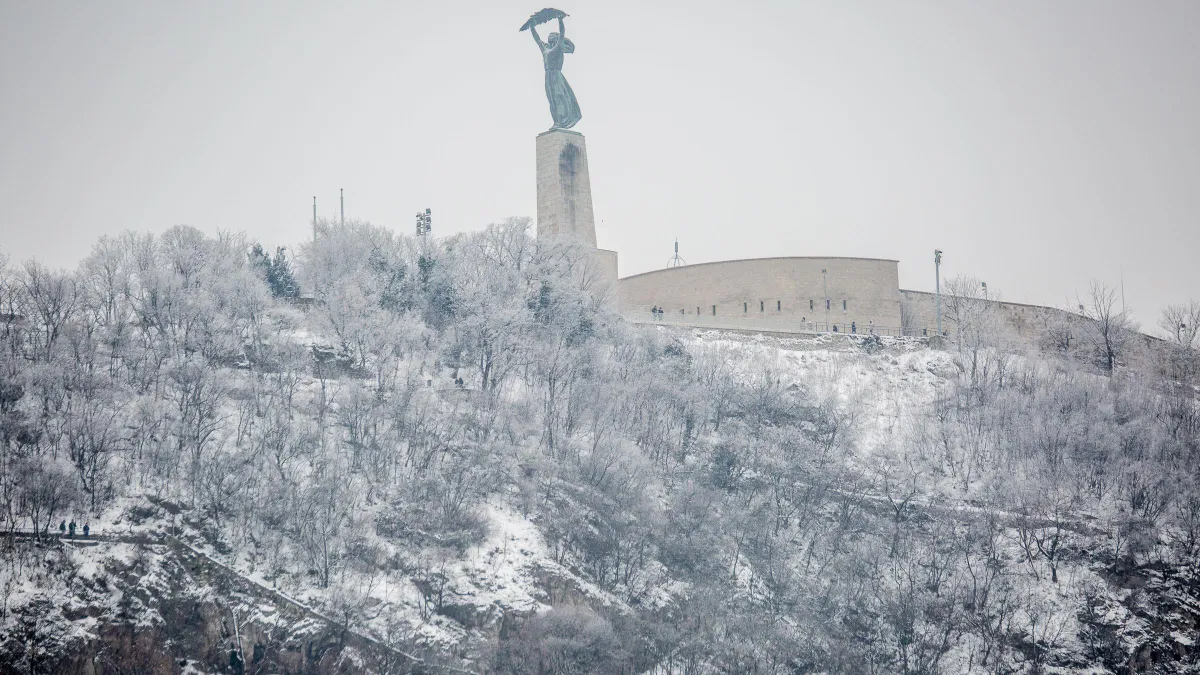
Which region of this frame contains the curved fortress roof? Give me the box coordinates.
[619,256,900,281]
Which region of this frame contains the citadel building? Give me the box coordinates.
[534,128,1075,341]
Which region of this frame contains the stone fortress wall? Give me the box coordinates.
[617,257,903,334]
[898,289,1078,341]
[614,255,1086,343]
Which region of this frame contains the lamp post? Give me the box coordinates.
[312,196,317,242]
[822,268,829,331]
[981,281,988,301]
[934,250,943,336]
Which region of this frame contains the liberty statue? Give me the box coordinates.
[521,8,581,130]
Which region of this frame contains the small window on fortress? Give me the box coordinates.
[712,305,716,316]
[843,300,847,311]
[760,301,764,312]
[810,299,815,311]
[777,300,781,311]
[826,299,831,311]
[744,302,748,313]
[696,306,700,315]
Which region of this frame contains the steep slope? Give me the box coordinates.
[2,224,1198,674]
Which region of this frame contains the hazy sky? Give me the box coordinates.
[2,1,1198,327]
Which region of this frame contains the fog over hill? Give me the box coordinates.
[1,222,1198,674]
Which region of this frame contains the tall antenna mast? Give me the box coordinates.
[340,188,344,227]
[667,239,686,267]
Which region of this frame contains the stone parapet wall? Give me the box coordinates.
[618,257,902,333]
[898,289,1081,341]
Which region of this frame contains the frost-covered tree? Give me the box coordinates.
[942,274,1010,389]
[1077,279,1138,374]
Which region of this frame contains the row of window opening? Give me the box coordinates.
[738,299,847,314]
[665,299,851,316]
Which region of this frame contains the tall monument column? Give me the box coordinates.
[522,8,618,294]
[536,129,596,246]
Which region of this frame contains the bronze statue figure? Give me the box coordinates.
[522,8,581,130]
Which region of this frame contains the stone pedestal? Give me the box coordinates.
[536,129,597,247]
[536,129,618,298]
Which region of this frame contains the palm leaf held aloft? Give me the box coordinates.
[519,8,567,31]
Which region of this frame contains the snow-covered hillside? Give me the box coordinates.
[2,223,1198,674]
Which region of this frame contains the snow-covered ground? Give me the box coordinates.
[4,320,1197,674]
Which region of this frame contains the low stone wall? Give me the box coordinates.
[898,289,1079,341]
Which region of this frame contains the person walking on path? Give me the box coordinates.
[83,523,90,538]
[59,520,66,537]
[68,521,76,539]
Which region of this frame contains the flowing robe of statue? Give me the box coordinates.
[530,18,581,129]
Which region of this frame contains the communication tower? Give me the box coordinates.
[667,239,686,267]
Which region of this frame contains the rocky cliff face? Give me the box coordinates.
[0,506,614,674]
[1,537,376,674]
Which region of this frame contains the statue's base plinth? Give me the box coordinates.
[535,129,617,302]
[536,129,596,247]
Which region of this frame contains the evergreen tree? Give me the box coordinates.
[247,243,300,298]
[268,247,300,298]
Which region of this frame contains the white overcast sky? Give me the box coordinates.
[2,1,1197,326]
